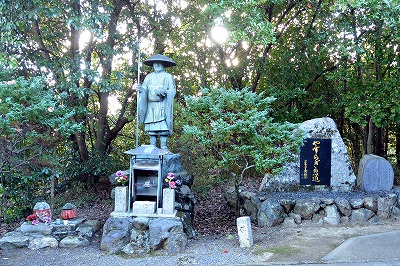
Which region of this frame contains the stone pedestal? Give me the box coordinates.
[132,201,156,215]
[237,216,253,248]
[101,217,187,254]
[114,186,128,213]
[162,188,175,214]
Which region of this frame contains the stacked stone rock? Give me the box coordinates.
[163,154,196,213]
[244,117,399,227]
[100,216,187,255]
[0,219,101,250]
[238,191,400,227]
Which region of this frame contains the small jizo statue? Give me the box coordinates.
[137,54,176,151]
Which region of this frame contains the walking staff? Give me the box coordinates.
[135,39,141,148]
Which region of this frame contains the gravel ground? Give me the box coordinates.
[2,220,400,266]
[3,187,400,265]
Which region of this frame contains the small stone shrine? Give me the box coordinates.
[0,201,101,250]
[101,145,196,255]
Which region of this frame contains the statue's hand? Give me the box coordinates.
[135,84,142,93]
[156,89,167,97]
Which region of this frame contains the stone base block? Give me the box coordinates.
[132,201,156,215]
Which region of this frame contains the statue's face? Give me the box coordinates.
[153,62,165,72]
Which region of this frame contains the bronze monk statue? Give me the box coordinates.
[137,54,176,150]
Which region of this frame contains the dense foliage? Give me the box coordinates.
[1,0,400,220]
[182,88,305,212]
[0,76,78,220]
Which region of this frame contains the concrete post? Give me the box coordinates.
[237,216,253,248]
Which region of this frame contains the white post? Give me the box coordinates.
[237,216,253,248]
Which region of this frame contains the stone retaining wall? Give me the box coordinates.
[237,190,400,227]
[0,219,101,250]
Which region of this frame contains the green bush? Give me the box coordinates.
[0,77,77,221]
[179,87,305,211]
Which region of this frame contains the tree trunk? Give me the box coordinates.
[96,91,109,154]
[349,122,363,173]
[367,118,373,154]
[70,0,89,162]
[375,127,383,157]
[95,0,125,155]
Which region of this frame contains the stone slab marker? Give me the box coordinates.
[162,188,176,214]
[114,186,128,213]
[357,154,394,192]
[237,216,253,248]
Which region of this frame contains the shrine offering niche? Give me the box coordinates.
[132,162,160,207]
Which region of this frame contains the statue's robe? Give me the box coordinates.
[138,71,176,135]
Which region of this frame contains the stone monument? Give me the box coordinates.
[357,154,394,192]
[102,54,196,254]
[259,117,356,192]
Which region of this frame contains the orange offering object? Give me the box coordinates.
[61,208,76,220]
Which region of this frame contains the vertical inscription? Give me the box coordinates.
[300,138,331,186]
[312,140,321,183]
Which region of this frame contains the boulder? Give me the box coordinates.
[20,222,53,235]
[241,191,262,222]
[100,217,133,253]
[125,226,150,254]
[176,212,196,239]
[321,198,335,205]
[349,198,364,209]
[282,217,297,227]
[350,208,368,224]
[323,204,340,225]
[59,236,89,248]
[77,220,102,238]
[278,199,296,214]
[377,195,396,220]
[364,197,378,212]
[293,198,321,220]
[28,236,58,250]
[335,198,351,217]
[357,154,394,192]
[257,199,286,227]
[127,217,151,253]
[260,117,356,192]
[0,232,30,249]
[148,218,187,254]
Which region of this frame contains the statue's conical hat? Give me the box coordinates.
[143,54,176,67]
